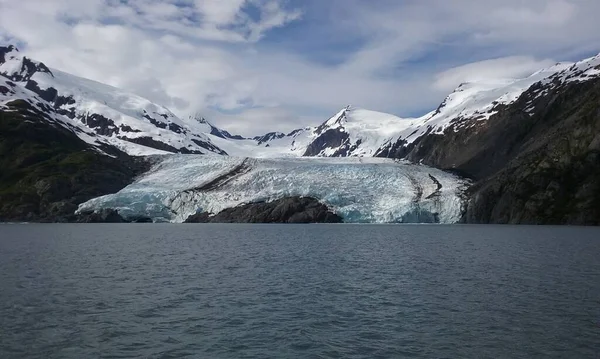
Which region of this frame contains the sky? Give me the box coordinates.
[1,0,600,136]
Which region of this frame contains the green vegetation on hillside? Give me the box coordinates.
[0,103,148,222]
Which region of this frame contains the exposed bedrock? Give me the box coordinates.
[185,196,343,224]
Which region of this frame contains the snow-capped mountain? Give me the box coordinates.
[191,114,247,140]
[205,106,419,158]
[295,106,418,157]
[265,55,599,160]
[5,43,598,163]
[219,53,600,159]
[376,56,600,159]
[0,45,225,156]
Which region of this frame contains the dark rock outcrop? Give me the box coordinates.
[303,128,350,156]
[185,196,343,223]
[81,113,119,136]
[195,116,247,140]
[129,216,154,223]
[255,131,285,145]
[76,209,127,223]
[118,136,179,153]
[190,138,227,155]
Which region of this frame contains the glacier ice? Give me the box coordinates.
[78,155,470,223]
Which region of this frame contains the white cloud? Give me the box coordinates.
[247,1,303,42]
[433,56,556,91]
[490,0,576,27]
[206,106,320,135]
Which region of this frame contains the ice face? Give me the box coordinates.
[78,155,470,223]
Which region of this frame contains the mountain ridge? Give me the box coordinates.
[2,44,600,224]
[6,43,598,163]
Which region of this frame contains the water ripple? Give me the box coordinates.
[1,224,600,358]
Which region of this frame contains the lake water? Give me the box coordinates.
[1,224,599,358]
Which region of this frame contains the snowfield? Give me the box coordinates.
[78,155,470,223]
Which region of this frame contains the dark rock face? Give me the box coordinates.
[81,113,119,136]
[0,101,150,222]
[185,197,343,223]
[142,111,168,129]
[120,124,141,133]
[0,85,11,95]
[302,108,357,157]
[0,45,15,63]
[54,94,76,108]
[463,79,600,225]
[76,209,126,223]
[119,136,178,153]
[385,77,600,224]
[254,132,285,145]
[190,138,227,155]
[287,128,304,137]
[210,127,246,140]
[464,150,600,225]
[303,128,350,157]
[119,136,224,155]
[142,112,185,135]
[168,122,184,134]
[25,80,58,102]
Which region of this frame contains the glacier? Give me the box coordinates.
[78,155,469,223]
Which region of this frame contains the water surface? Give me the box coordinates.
[1,224,599,358]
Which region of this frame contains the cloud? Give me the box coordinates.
[433,56,556,91]
[205,106,319,135]
[1,0,600,136]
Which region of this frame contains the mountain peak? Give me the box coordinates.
[0,45,53,81]
[0,45,19,64]
[190,113,210,125]
[1,44,18,53]
[188,113,247,141]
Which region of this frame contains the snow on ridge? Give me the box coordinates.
[244,56,578,158]
[365,61,580,151]
[551,53,600,83]
[33,68,220,151]
[1,47,226,156]
[291,56,594,159]
[3,44,600,160]
[0,75,172,156]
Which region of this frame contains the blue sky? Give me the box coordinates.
[1,0,600,135]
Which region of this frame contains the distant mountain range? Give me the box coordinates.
[2,44,600,224]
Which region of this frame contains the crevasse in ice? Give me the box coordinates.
[77,155,469,223]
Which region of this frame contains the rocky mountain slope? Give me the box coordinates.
[385,54,600,224]
[0,99,149,222]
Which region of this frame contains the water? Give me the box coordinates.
[1,224,599,359]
